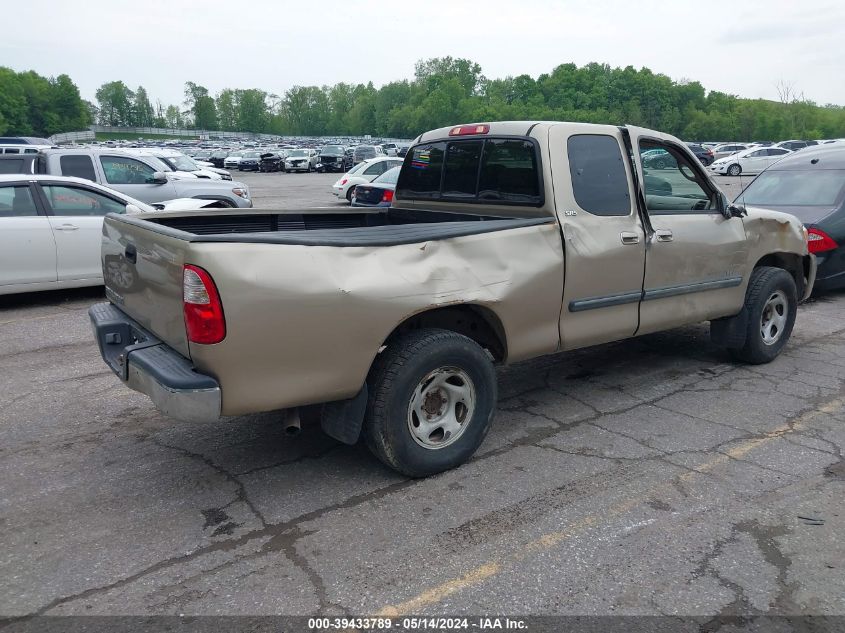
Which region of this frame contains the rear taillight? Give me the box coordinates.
[339,178,348,186]
[183,265,226,344]
[381,190,394,203]
[807,227,838,254]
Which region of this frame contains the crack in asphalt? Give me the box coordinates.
[8,319,845,618]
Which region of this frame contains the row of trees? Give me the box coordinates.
[95,58,845,141]
[0,68,90,136]
[4,59,845,141]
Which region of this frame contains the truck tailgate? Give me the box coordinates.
[101,214,191,358]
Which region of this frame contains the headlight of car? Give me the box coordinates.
[232,187,249,199]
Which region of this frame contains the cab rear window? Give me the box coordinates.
[397,138,542,206]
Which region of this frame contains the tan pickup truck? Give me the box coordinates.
[90,121,815,476]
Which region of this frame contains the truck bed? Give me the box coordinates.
[133,207,554,247]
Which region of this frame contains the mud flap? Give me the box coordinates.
[710,311,748,349]
[320,384,369,445]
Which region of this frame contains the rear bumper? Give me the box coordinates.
[89,303,221,422]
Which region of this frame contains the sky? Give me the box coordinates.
[3,0,845,107]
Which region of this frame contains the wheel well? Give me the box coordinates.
[754,253,807,296]
[387,305,507,362]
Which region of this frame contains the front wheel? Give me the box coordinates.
[727,163,742,176]
[728,267,797,364]
[363,329,497,477]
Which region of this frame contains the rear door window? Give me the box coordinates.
[60,155,97,181]
[42,185,127,216]
[0,185,38,217]
[0,159,25,174]
[567,134,631,216]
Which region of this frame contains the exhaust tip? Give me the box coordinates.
[282,409,302,437]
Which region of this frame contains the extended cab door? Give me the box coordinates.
[627,126,748,335]
[548,124,647,350]
[37,182,127,282]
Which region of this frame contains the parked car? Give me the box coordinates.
[238,151,262,172]
[641,148,676,170]
[223,151,246,170]
[332,157,405,203]
[397,145,410,158]
[686,143,715,166]
[351,166,401,207]
[735,145,845,291]
[711,143,749,160]
[285,149,319,173]
[353,145,384,165]
[775,140,817,152]
[90,120,814,477]
[208,151,229,168]
[710,146,792,176]
[316,145,350,173]
[126,149,232,180]
[380,143,399,157]
[259,153,284,172]
[0,149,252,208]
[0,174,221,295]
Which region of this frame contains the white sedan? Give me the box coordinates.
[223,151,245,169]
[709,146,792,176]
[0,174,217,295]
[332,157,405,203]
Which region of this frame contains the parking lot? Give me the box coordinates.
[2,172,844,621]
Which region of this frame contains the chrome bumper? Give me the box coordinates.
[89,303,221,422]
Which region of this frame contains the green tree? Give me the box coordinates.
[95,81,134,126]
[132,86,155,126]
[184,81,217,129]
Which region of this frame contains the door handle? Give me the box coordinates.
[54,224,79,231]
[654,229,674,242]
[620,231,640,245]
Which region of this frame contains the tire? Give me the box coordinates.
[728,267,797,364]
[727,163,742,176]
[285,169,290,174]
[346,187,354,204]
[363,329,497,477]
[655,159,666,170]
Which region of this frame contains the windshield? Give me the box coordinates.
[322,146,343,153]
[355,146,376,157]
[739,170,845,207]
[243,151,260,159]
[164,154,199,171]
[374,166,401,185]
[289,149,308,157]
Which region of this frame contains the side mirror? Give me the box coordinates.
[146,171,168,185]
[727,203,747,219]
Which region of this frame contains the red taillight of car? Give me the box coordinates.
[381,190,394,203]
[806,227,838,254]
[706,149,714,156]
[183,265,226,344]
[339,178,348,186]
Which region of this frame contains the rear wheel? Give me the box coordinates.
[363,329,497,477]
[346,187,354,204]
[727,163,742,176]
[728,267,797,364]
